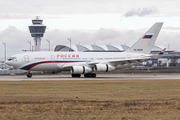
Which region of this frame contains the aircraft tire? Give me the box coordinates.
[92,73,96,78]
[84,73,90,77]
[27,73,32,78]
[72,74,81,77]
[84,73,88,77]
[84,73,96,78]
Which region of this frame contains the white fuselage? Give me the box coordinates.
[5,51,150,72]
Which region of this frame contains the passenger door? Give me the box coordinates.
[51,55,55,62]
[24,55,29,63]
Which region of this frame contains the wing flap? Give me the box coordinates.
[107,57,149,67]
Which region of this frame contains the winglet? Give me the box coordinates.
[126,22,163,54]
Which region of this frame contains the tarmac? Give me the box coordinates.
[0,73,180,81]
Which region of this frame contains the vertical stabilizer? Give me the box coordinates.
[127,22,163,54]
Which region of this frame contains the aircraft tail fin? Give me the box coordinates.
[126,22,163,54]
[158,48,166,55]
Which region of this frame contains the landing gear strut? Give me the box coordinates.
[84,73,96,78]
[27,72,32,78]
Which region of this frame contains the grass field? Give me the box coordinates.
[0,79,180,120]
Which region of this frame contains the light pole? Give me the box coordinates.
[27,41,31,52]
[2,42,6,61]
[67,38,71,52]
[46,40,50,51]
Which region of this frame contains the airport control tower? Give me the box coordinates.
[29,16,46,51]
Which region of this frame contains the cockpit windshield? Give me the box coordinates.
[7,57,17,61]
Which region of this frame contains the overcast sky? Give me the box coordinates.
[1,0,180,58]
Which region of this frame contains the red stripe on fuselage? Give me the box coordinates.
[143,37,152,39]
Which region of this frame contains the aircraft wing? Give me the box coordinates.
[61,61,101,68]
[61,56,151,68]
[106,57,150,66]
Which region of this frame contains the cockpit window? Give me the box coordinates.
[7,57,17,61]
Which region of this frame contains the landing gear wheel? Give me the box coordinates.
[91,73,96,78]
[27,73,32,78]
[71,74,81,77]
[84,73,96,78]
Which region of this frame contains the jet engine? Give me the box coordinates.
[94,64,115,72]
[70,66,93,74]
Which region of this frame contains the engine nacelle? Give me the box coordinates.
[70,66,83,74]
[94,64,115,72]
[84,66,93,73]
[70,66,93,74]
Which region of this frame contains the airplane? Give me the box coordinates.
[5,22,163,78]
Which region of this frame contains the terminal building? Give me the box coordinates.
[54,44,130,52]
[54,44,172,54]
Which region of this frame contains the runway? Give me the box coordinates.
[0,74,180,81]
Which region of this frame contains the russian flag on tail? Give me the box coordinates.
[143,35,153,39]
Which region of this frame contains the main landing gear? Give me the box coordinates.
[84,73,96,78]
[71,73,96,78]
[71,74,81,77]
[27,72,32,78]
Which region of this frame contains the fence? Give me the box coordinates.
[0,69,26,75]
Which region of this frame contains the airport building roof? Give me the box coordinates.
[54,44,169,52]
[54,44,130,52]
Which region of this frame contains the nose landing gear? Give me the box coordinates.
[27,72,32,78]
